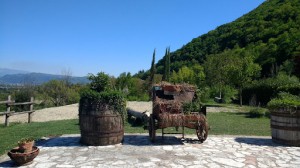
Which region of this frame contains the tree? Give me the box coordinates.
[61,68,73,87]
[149,49,156,86]
[204,51,233,99]
[42,80,68,106]
[116,72,132,94]
[227,54,261,106]
[191,64,205,87]
[162,47,171,82]
[88,72,112,92]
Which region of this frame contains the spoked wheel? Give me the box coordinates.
[149,114,156,142]
[196,114,208,143]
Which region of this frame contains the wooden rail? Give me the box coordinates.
[0,95,35,126]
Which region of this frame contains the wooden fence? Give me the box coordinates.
[0,95,35,126]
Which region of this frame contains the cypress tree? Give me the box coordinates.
[150,49,156,85]
[163,47,171,82]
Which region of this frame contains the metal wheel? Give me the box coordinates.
[149,114,156,142]
[196,114,208,143]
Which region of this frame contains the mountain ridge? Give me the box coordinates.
[0,69,89,85]
[146,0,300,78]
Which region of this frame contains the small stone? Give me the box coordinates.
[163,146,173,151]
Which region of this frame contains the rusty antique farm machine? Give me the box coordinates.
[148,83,208,142]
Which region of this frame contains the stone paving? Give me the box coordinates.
[1,134,300,168]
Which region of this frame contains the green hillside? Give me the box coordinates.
[152,0,300,78]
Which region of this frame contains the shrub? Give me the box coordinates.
[197,87,210,103]
[243,74,299,106]
[267,92,300,110]
[80,89,126,118]
[210,85,237,103]
[14,88,35,112]
[249,108,270,118]
[87,72,112,92]
[80,72,127,121]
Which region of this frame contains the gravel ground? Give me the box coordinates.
[0,104,79,124]
[0,102,153,124]
[0,101,245,124]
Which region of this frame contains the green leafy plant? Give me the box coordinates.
[249,108,270,118]
[182,89,203,114]
[80,72,127,121]
[17,137,34,144]
[267,92,300,110]
[182,102,202,115]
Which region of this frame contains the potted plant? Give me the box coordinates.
[18,138,34,153]
[267,92,300,146]
[7,137,39,166]
[79,72,127,146]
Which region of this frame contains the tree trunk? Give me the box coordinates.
[239,87,243,106]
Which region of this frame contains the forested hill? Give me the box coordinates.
[152,0,300,78]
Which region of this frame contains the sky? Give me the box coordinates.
[0,0,265,77]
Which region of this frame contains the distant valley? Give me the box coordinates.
[0,68,89,85]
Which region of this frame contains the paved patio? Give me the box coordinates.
[0,134,300,167]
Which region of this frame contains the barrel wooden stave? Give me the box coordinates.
[79,101,124,146]
[271,109,300,146]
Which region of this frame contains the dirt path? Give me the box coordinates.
[0,101,247,124]
[0,104,79,124]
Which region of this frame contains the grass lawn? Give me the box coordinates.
[0,112,270,155]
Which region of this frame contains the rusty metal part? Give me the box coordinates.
[196,114,208,142]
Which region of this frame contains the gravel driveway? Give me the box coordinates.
[0,101,153,124]
[0,101,245,124]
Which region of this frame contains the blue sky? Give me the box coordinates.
[0,0,265,77]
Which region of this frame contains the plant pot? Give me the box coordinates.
[270,108,300,146]
[18,140,34,153]
[79,98,124,146]
[7,146,39,166]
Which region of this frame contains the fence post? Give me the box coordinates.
[5,95,11,127]
[28,97,34,123]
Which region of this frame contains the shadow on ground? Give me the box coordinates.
[0,160,15,168]
[34,134,202,147]
[235,137,286,147]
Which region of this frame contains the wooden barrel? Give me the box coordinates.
[270,108,300,146]
[79,99,124,146]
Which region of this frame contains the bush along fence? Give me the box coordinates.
[0,95,35,126]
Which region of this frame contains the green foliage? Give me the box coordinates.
[40,80,80,107]
[82,72,127,120]
[197,87,211,103]
[267,92,300,109]
[162,47,171,82]
[249,108,270,118]
[243,73,299,106]
[170,65,205,87]
[88,72,112,92]
[277,83,300,95]
[147,0,300,79]
[204,49,261,105]
[182,102,200,115]
[18,137,34,144]
[149,49,156,87]
[13,88,35,112]
[80,89,126,117]
[115,72,132,92]
[115,73,150,101]
[210,85,238,104]
[182,89,203,114]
